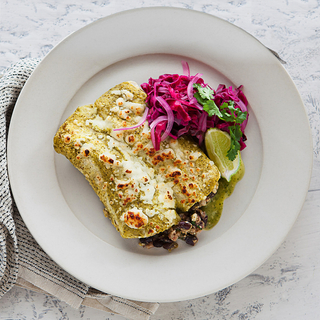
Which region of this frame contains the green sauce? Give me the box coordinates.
[203,161,245,230]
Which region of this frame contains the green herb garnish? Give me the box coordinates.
[193,83,247,161]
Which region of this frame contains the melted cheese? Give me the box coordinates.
[111,89,146,119]
[103,134,174,209]
[86,115,114,131]
[120,207,148,229]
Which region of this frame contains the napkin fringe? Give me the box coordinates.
[18,265,84,309]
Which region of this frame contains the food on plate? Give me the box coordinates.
[53,61,249,251]
[205,128,242,182]
[137,62,248,248]
[53,81,220,241]
[141,61,248,162]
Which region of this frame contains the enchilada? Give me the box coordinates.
[53,81,220,239]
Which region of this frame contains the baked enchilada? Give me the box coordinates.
[53,81,220,239]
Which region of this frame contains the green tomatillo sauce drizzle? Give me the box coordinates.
[203,160,245,230]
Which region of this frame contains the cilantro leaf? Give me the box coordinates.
[193,92,207,106]
[234,110,247,124]
[227,125,242,161]
[193,83,214,100]
[202,100,222,117]
[219,102,247,124]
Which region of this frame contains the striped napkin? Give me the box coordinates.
[0,58,159,320]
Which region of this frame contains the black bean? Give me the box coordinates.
[153,239,165,248]
[162,237,173,244]
[139,237,153,244]
[178,221,192,231]
[185,235,198,246]
[162,240,174,250]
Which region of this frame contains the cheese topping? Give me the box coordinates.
[110,89,146,119]
[98,132,175,210]
[121,207,148,229]
[165,209,178,224]
[188,151,202,161]
[86,115,114,131]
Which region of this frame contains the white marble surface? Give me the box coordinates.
[1,0,320,319]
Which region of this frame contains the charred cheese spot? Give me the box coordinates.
[102,182,108,190]
[83,149,90,157]
[115,132,123,140]
[122,209,148,229]
[64,135,71,144]
[133,142,144,153]
[162,150,175,160]
[125,135,135,144]
[166,170,182,179]
[116,98,124,106]
[152,150,175,165]
[117,182,130,189]
[123,195,136,206]
[166,191,173,200]
[135,107,142,115]
[181,186,187,194]
[144,147,156,157]
[74,141,82,149]
[100,154,115,164]
[152,154,164,166]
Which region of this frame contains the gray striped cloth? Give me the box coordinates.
[0,58,159,320]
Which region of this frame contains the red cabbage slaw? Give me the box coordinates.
[115,62,249,151]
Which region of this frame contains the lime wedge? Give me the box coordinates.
[205,128,241,182]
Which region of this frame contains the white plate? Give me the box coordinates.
[7,7,313,302]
